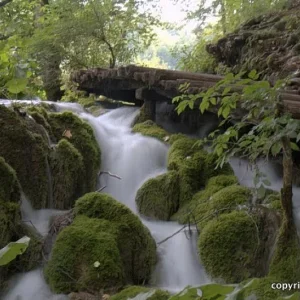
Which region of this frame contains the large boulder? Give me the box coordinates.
[0,105,49,208]
[198,211,258,283]
[167,136,234,204]
[135,171,180,221]
[50,139,85,209]
[48,111,100,194]
[45,192,157,294]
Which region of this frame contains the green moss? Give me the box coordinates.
[198,211,258,283]
[132,104,152,126]
[0,201,20,248]
[45,216,124,293]
[167,138,234,204]
[0,157,20,203]
[135,171,180,221]
[48,111,100,193]
[132,120,169,141]
[0,105,49,208]
[172,175,239,224]
[269,221,300,282]
[50,139,85,209]
[75,192,157,285]
[168,134,187,145]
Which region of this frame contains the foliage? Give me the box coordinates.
[111,286,170,300]
[0,236,30,266]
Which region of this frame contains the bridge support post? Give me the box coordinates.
[144,100,156,121]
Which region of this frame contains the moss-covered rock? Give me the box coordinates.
[172,175,239,224]
[46,193,157,294]
[0,105,49,208]
[48,111,100,193]
[132,120,169,142]
[75,192,157,285]
[167,137,234,204]
[45,216,124,293]
[198,211,258,283]
[135,171,180,221]
[132,104,152,126]
[0,157,20,203]
[50,139,85,209]
[269,221,300,283]
[111,286,170,300]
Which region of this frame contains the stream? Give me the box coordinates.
[1,101,300,299]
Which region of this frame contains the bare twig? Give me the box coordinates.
[97,185,106,192]
[99,171,122,180]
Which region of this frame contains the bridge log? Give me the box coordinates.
[71,65,300,120]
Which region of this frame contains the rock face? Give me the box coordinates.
[0,156,43,291]
[45,192,157,294]
[0,105,101,209]
[207,6,300,84]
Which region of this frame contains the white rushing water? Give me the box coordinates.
[2,100,299,299]
[81,107,210,291]
[2,102,210,299]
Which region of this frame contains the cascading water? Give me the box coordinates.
[81,107,210,291]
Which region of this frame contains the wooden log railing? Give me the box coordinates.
[71,65,300,119]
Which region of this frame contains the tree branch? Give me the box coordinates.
[99,171,122,180]
[97,185,106,192]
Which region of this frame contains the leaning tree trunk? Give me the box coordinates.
[281,136,294,229]
[40,50,63,102]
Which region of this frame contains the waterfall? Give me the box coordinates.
[81,107,210,291]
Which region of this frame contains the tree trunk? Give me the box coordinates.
[281,136,294,229]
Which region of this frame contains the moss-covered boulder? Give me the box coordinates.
[198,211,258,283]
[167,137,234,204]
[50,139,85,209]
[0,157,20,203]
[45,216,124,293]
[111,286,170,300]
[135,171,180,221]
[48,111,100,193]
[269,221,300,283]
[132,104,152,126]
[172,175,239,224]
[132,120,169,142]
[45,193,157,293]
[0,105,49,208]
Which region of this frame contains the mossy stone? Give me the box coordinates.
[111,286,170,300]
[0,157,20,203]
[132,120,169,141]
[135,171,180,221]
[75,192,157,285]
[48,111,100,193]
[198,211,258,283]
[0,105,49,208]
[50,139,85,209]
[45,216,124,293]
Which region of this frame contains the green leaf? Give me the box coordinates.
[290,142,300,151]
[222,87,231,96]
[248,70,259,80]
[222,106,231,118]
[5,78,28,94]
[0,236,30,266]
[210,97,217,105]
[271,142,282,156]
[257,184,266,199]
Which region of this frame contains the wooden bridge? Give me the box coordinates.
[71,65,300,120]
